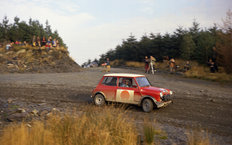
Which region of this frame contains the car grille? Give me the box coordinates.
[162,94,171,101]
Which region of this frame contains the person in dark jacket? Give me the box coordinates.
[208,59,215,73]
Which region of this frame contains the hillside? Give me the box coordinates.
[0,46,81,73]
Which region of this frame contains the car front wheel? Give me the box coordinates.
[142,99,153,113]
[94,94,105,106]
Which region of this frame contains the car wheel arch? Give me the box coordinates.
[140,96,158,108]
[94,91,106,99]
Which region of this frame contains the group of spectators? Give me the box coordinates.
[5,41,28,50]
[168,58,191,73]
[4,36,60,51]
[144,55,218,74]
[144,56,156,74]
[144,56,190,74]
[32,36,59,49]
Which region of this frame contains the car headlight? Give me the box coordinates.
[170,91,173,95]
[160,92,163,97]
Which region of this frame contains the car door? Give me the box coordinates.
[100,76,118,101]
[116,77,141,104]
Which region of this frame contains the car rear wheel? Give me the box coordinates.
[142,99,153,113]
[94,94,105,106]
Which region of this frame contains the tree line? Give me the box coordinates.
[98,10,232,73]
[0,16,66,47]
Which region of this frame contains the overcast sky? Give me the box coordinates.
[0,0,231,64]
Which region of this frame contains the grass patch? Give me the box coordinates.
[143,122,155,145]
[0,105,219,145]
[125,61,144,68]
[111,59,126,66]
[0,106,138,145]
[111,60,144,68]
[184,65,232,82]
[143,120,168,145]
[159,135,168,140]
[186,130,217,145]
[10,105,19,109]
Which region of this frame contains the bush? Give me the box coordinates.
[143,122,155,145]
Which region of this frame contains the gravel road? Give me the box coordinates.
[0,67,232,144]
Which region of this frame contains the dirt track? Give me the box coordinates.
[0,67,232,144]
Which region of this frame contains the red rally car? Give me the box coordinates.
[91,73,173,112]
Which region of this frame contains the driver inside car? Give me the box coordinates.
[120,78,131,87]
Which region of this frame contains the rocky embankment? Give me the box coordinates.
[0,97,61,124]
[0,46,81,73]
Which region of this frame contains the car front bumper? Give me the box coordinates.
[155,100,172,108]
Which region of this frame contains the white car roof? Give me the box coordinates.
[104,73,145,77]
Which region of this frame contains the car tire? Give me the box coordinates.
[94,94,105,106]
[142,99,153,113]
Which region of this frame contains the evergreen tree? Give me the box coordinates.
[189,20,200,36]
[120,34,139,61]
[180,34,196,60]
[139,35,152,60]
[2,16,10,41]
[216,9,232,73]
[194,30,215,63]
[45,20,52,37]
[174,26,187,57]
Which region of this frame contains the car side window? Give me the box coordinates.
[102,77,117,86]
[119,77,137,88]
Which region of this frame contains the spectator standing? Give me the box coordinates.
[36,36,41,47]
[208,59,215,73]
[149,56,156,74]
[169,58,176,73]
[52,38,57,48]
[41,36,46,46]
[48,36,52,44]
[32,35,36,46]
[144,56,150,73]
[106,58,111,72]
[184,61,191,72]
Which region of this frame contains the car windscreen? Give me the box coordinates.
[136,77,151,87]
